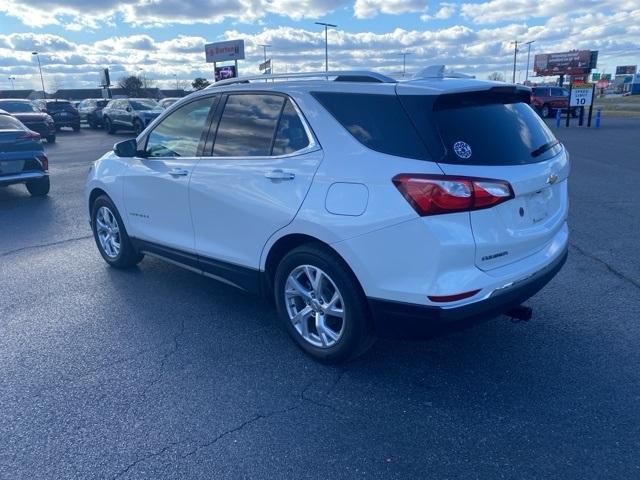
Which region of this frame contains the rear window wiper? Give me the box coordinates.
[531,140,560,158]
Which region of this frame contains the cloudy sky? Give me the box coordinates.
[0,0,638,91]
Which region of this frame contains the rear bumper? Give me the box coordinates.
[368,246,568,338]
[0,171,47,186]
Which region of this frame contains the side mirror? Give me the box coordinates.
[114,138,143,158]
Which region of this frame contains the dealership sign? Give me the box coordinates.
[205,40,245,63]
[534,50,598,76]
[570,85,594,107]
[615,65,637,75]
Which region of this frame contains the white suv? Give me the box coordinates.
[85,69,569,363]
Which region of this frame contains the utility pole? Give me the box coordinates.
[8,76,16,90]
[315,22,337,72]
[510,41,518,83]
[524,40,535,83]
[398,52,413,78]
[173,73,178,90]
[31,52,46,99]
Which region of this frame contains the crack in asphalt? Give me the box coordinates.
[140,318,186,398]
[109,370,348,478]
[570,242,640,290]
[0,235,92,258]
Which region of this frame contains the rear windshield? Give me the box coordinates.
[46,101,73,111]
[400,89,561,165]
[0,101,38,113]
[0,115,25,130]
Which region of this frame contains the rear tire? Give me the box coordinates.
[26,176,50,196]
[46,135,56,143]
[274,243,374,363]
[91,195,143,268]
[72,123,80,132]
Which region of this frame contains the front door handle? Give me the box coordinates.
[169,168,189,177]
[265,169,295,181]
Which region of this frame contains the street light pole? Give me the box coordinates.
[173,73,178,90]
[8,76,16,90]
[31,52,46,99]
[524,40,535,83]
[398,52,413,77]
[315,22,337,72]
[510,41,518,83]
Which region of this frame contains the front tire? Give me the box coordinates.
[26,176,50,196]
[46,135,56,143]
[91,195,143,268]
[104,117,116,134]
[133,119,144,136]
[274,244,374,363]
[540,104,550,118]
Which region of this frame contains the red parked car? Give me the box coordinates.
[531,87,578,118]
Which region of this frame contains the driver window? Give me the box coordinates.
[145,96,215,158]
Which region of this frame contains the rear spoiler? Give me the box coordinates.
[433,86,531,111]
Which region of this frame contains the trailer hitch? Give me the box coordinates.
[506,305,533,323]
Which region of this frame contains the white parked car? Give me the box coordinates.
[85,68,569,363]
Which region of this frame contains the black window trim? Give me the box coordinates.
[138,94,221,159]
[202,91,319,160]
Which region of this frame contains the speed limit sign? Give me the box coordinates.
[570,86,594,107]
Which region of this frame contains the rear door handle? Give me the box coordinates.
[169,168,189,177]
[264,169,295,180]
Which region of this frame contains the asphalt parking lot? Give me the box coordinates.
[1,118,639,479]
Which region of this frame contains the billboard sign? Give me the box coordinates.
[215,65,237,82]
[570,85,594,107]
[99,68,110,87]
[205,40,245,63]
[534,50,597,76]
[615,65,637,75]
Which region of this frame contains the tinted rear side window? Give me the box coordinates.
[311,92,430,160]
[400,90,560,166]
[213,94,284,157]
[272,100,310,156]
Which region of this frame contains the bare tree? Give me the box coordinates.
[118,75,144,97]
[487,72,505,82]
[192,77,210,90]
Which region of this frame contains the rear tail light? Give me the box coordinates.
[36,154,49,171]
[23,130,41,140]
[392,174,514,216]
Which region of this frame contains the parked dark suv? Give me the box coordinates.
[531,87,578,118]
[0,99,56,143]
[34,99,81,131]
[78,99,110,129]
[101,98,163,135]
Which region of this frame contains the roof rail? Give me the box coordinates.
[206,70,396,88]
[412,65,475,80]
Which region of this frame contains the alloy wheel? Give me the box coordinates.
[284,265,345,348]
[95,206,121,258]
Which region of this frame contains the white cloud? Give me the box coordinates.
[353,0,427,18]
[421,2,456,21]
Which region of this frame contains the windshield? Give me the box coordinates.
[0,101,38,113]
[96,100,109,107]
[400,89,561,165]
[130,99,159,110]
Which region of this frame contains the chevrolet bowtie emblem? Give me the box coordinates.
[546,174,558,185]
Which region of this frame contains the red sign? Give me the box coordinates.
[596,79,609,89]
